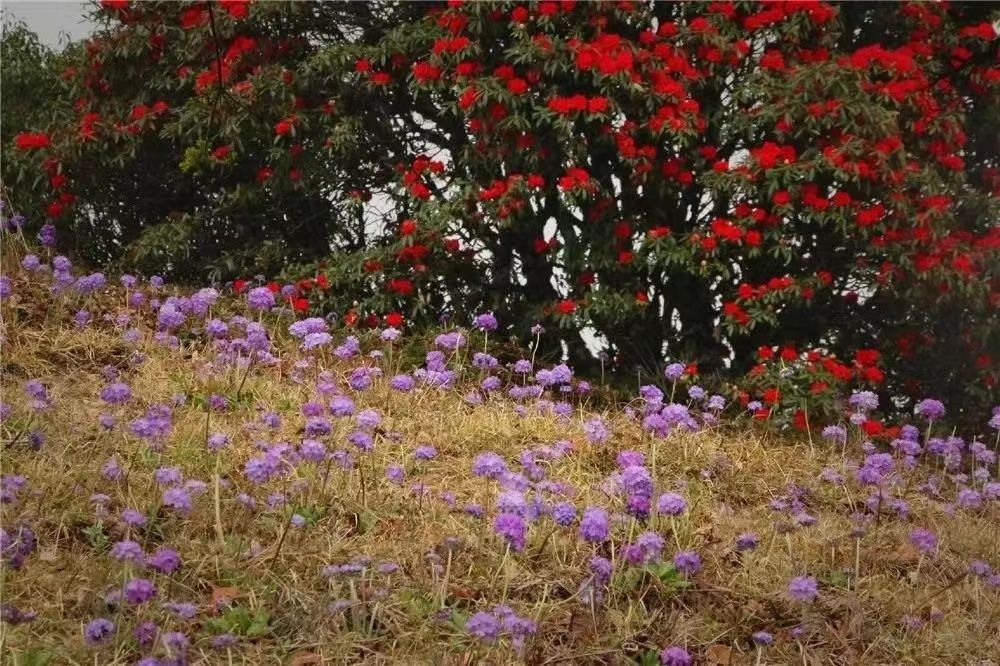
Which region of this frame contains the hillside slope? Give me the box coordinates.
[2,249,999,665]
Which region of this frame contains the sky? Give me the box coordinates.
[2,1,94,47]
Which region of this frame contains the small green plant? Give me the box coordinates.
[207,606,272,639]
[83,521,109,554]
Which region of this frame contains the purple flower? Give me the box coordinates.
[356,409,382,430]
[299,439,327,463]
[302,332,332,350]
[969,559,993,577]
[414,445,437,461]
[673,550,701,575]
[579,506,609,543]
[390,374,415,392]
[787,575,818,603]
[752,631,774,646]
[472,452,507,479]
[1,603,37,625]
[848,390,879,412]
[84,618,115,646]
[619,465,653,497]
[956,487,982,509]
[473,312,498,332]
[101,457,122,480]
[110,539,144,563]
[473,352,499,369]
[386,465,405,484]
[162,487,192,513]
[154,467,183,486]
[657,492,687,517]
[121,509,147,528]
[329,395,356,416]
[100,382,132,404]
[434,331,466,351]
[550,502,576,526]
[536,363,573,387]
[304,416,331,437]
[162,630,189,653]
[163,602,198,619]
[207,432,229,451]
[624,531,665,565]
[347,430,374,452]
[1,524,36,569]
[821,425,847,445]
[246,287,275,311]
[512,359,533,374]
[583,417,609,444]
[664,363,685,381]
[915,399,946,420]
[124,578,157,605]
[481,375,502,392]
[659,646,692,666]
[466,611,501,642]
[145,548,181,574]
[493,512,527,551]
[334,336,361,359]
[909,528,938,554]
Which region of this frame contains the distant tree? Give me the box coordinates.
[0,19,68,210]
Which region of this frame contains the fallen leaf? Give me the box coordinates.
[705,644,733,665]
[211,586,240,608]
[289,652,323,666]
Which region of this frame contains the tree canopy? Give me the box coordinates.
[3,0,998,424]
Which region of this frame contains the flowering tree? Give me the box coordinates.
[4,0,998,422]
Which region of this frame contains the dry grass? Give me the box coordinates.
[1,257,999,665]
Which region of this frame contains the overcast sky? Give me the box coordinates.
[3,1,94,47]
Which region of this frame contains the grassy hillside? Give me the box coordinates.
[2,246,999,665]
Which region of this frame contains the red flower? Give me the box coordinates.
[510,6,529,22]
[400,219,417,236]
[179,6,208,30]
[506,78,528,95]
[555,299,577,315]
[274,117,295,136]
[762,387,781,405]
[854,349,880,367]
[232,279,247,294]
[291,298,309,312]
[385,312,404,327]
[862,366,884,384]
[387,278,415,296]
[14,132,51,150]
[220,0,250,20]
[861,419,883,437]
[212,145,232,160]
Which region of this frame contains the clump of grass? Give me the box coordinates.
[1,247,998,665]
